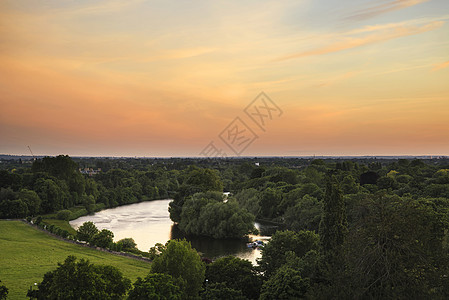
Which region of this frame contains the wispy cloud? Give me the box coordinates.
[432,60,449,71]
[346,0,430,21]
[317,70,361,87]
[55,0,146,16]
[276,20,444,61]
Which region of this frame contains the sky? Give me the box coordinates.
[0,0,448,157]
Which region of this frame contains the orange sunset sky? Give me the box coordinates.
[1,0,448,157]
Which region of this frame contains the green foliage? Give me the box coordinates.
[259,266,309,300]
[76,221,99,243]
[284,195,322,232]
[128,273,182,300]
[4,156,449,298]
[319,175,347,254]
[206,256,261,299]
[32,155,79,182]
[27,256,131,299]
[0,170,22,191]
[179,193,255,238]
[235,188,260,217]
[148,243,166,260]
[201,282,247,300]
[34,178,67,213]
[42,219,77,236]
[19,189,41,215]
[0,280,8,300]
[184,167,224,193]
[91,229,114,248]
[259,187,282,219]
[116,238,137,251]
[0,198,28,218]
[151,239,205,299]
[344,193,449,299]
[258,230,319,278]
[56,209,71,221]
[170,167,223,223]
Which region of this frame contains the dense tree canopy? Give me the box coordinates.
[179,192,256,238]
[27,256,131,300]
[205,256,261,299]
[128,273,182,300]
[151,239,205,299]
[76,221,99,243]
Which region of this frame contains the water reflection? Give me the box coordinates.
[69,199,276,264]
[170,224,259,262]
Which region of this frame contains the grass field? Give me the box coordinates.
[0,220,151,299]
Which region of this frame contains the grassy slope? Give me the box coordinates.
[0,221,150,299]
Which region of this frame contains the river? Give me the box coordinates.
[69,199,277,265]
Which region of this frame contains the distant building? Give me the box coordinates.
[79,167,101,176]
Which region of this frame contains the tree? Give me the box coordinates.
[259,187,282,219]
[0,199,28,218]
[116,238,137,251]
[360,171,379,185]
[91,229,114,248]
[27,256,131,299]
[201,282,247,300]
[76,221,99,243]
[235,188,260,217]
[128,273,182,300]
[258,230,319,278]
[316,174,348,296]
[56,209,71,221]
[19,189,41,215]
[32,155,78,181]
[344,193,449,299]
[259,266,309,300]
[178,193,255,239]
[284,195,322,232]
[319,174,347,254]
[206,256,261,299]
[151,240,205,299]
[169,167,223,223]
[34,178,66,213]
[0,280,8,300]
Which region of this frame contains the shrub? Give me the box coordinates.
[56,210,72,221]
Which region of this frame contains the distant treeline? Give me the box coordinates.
[0,155,179,219]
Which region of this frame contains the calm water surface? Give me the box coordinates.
[70,199,276,264]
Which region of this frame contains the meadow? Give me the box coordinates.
[0,220,150,299]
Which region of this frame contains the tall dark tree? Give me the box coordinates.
[315,174,348,298]
[319,174,347,254]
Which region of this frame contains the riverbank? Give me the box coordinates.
[0,220,150,299]
[68,200,274,265]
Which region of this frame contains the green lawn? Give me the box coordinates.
[0,220,151,299]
